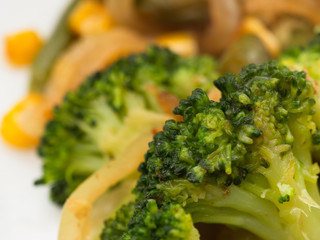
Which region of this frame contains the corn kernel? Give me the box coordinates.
[1,93,51,148]
[69,0,114,36]
[5,30,43,65]
[155,32,198,57]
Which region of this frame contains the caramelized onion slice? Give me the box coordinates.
[243,0,320,25]
[58,131,153,240]
[199,0,241,55]
[45,27,147,106]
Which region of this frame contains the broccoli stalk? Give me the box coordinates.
[36,46,219,205]
[104,62,320,240]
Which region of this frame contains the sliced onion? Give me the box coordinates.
[106,0,158,33]
[199,0,241,55]
[58,109,173,240]
[18,28,147,142]
[58,131,153,240]
[243,0,320,25]
[45,27,147,106]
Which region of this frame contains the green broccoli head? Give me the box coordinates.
[278,35,320,149]
[279,34,320,82]
[101,202,136,240]
[106,62,320,240]
[36,46,219,205]
[102,200,198,240]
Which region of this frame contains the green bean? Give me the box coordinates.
[29,0,82,92]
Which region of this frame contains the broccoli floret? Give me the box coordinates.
[36,46,219,205]
[102,200,199,240]
[279,34,320,82]
[279,35,320,156]
[105,62,320,240]
[101,202,136,240]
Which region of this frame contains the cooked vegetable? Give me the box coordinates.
[58,131,153,240]
[104,62,320,240]
[68,0,114,36]
[219,34,270,74]
[279,35,320,162]
[272,17,315,50]
[1,28,148,149]
[243,0,320,25]
[105,200,199,240]
[155,32,198,57]
[240,17,281,58]
[5,30,43,65]
[29,0,81,92]
[135,0,209,27]
[199,0,241,55]
[279,34,320,84]
[36,46,219,205]
[1,93,52,148]
[279,35,320,125]
[44,27,147,106]
[106,0,208,33]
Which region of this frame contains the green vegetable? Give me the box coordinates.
[29,0,80,92]
[102,200,199,240]
[279,34,320,83]
[104,62,320,240]
[279,35,320,157]
[101,202,136,240]
[272,17,315,50]
[36,46,219,205]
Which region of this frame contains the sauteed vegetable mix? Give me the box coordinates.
[2,0,320,239]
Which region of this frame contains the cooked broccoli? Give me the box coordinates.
[101,202,136,240]
[279,34,320,82]
[279,35,320,157]
[101,200,199,240]
[103,62,320,240]
[36,46,219,205]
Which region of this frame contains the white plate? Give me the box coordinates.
[0,1,70,239]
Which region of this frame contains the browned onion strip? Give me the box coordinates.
[243,0,320,25]
[45,27,147,106]
[106,0,158,33]
[58,131,153,240]
[199,0,241,55]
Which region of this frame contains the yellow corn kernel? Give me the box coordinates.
[69,0,114,36]
[1,93,51,148]
[155,32,198,57]
[5,30,43,65]
[241,17,281,58]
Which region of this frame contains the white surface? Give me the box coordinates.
[0,1,70,239]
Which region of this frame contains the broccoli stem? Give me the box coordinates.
[289,117,320,204]
[313,95,320,128]
[191,208,283,240]
[186,185,288,240]
[253,104,320,239]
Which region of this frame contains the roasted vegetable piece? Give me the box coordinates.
[104,62,320,240]
[36,46,219,205]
